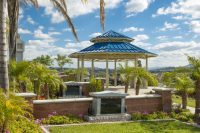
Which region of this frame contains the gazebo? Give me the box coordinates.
[69,30,157,89]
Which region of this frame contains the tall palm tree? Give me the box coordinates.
[188,56,200,122]
[0,0,9,93]
[0,0,106,91]
[55,54,72,71]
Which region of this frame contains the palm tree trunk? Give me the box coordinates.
[182,92,187,109]
[135,79,141,95]
[44,83,49,99]
[125,83,128,93]
[195,79,200,116]
[0,0,9,93]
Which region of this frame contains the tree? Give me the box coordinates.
[131,68,158,95]
[119,64,133,93]
[119,64,158,94]
[188,56,200,122]
[175,75,194,109]
[33,55,53,66]
[9,60,33,92]
[55,54,72,71]
[0,0,106,91]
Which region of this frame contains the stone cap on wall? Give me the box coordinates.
[15,93,37,98]
[64,81,90,86]
[33,97,93,104]
[126,94,161,99]
[90,91,129,98]
[152,87,173,92]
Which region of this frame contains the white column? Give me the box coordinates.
[106,57,109,89]
[145,56,148,71]
[91,59,94,78]
[134,58,138,67]
[81,56,84,82]
[77,58,80,81]
[114,59,117,87]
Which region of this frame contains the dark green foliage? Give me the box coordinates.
[33,55,53,66]
[131,112,169,121]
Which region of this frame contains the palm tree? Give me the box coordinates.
[33,55,53,66]
[55,54,72,71]
[0,0,106,91]
[9,60,33,92]
[188,56,200,122]
[132,68,158,95]
[119,64,133,93]
[175,75,194,109]
[0,0,9,93]
[119,64,158,94]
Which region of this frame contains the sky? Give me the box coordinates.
[19,0,200,69]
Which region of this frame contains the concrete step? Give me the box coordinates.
[84,113,131,122]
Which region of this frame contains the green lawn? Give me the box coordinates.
[50,121,200,133]
[172,95,195,107]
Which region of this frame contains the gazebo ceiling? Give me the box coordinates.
[69,30,157,60]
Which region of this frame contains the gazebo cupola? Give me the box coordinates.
[69,30,157,89]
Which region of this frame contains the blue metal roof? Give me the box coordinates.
[78,42,156,55]
[90,30,133,42]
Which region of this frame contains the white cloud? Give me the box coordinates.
[133,34,149,42]
[189,21,200,33]
[122,26,144,32]
[125,0,154,17]
[89,32,102,38]
[34,28,52,40]
[48,31,61,35]
[154,0,200,19]
[18,28,31,34]
[160,22,179,31]
[152,41,197,51]
[147,41,200,67]
[157,36,168,41]
[38,0,121,23]
[174,36,183,39]
[27,16,35,25]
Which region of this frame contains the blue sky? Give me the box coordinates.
[19,0,200,68]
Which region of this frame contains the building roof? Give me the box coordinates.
[69,30,157,59]
[90,30,134,43]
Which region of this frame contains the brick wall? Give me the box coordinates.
[33,88,172,119]
[126,95,162,113]
[33,98,92,119]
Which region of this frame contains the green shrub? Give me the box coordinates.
[41,114,84,125]
[8,117,42,133]
[88,78,103,92]
[132,112,142,120]
[170,109,194,123]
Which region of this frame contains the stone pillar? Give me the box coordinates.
[81,56,84,82]
[134,58,138,67]
[91,59,95,78]
[106,57,109,89]
[145,56,148,71]
[114,59,117,87]
[153,88,172,113]
[121,98,125,113]
[77,58,80,81]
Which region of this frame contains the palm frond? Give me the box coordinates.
[50,0,79,41]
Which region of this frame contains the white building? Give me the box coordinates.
[16,35,24,62]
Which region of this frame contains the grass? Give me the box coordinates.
[50,121,200,133]
[172,95,195,107]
